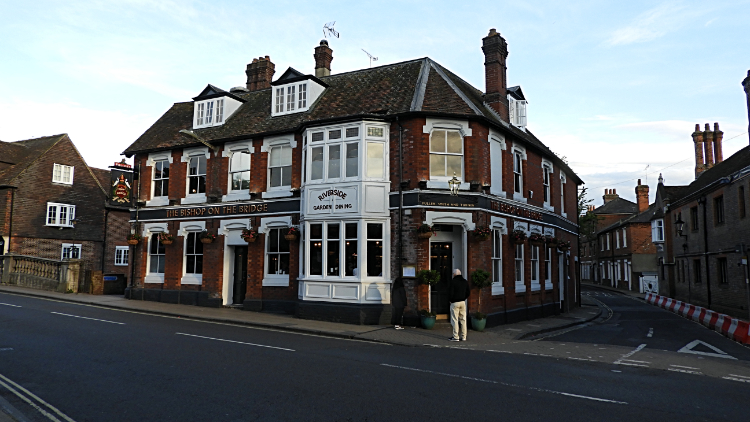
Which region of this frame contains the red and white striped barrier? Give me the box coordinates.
[644,293,750,344]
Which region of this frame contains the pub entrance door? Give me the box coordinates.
[430,242,453,315]
[232,246,248,305]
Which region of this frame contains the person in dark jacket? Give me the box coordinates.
[391,278,407,330]
[448,269,470,341]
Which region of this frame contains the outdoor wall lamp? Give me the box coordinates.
[674,215,688,239]
[448,173,461,196]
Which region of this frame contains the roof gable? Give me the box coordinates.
[508,86,526,101]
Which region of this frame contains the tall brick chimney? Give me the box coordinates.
[314,40,333,78]
[693,122,724,178]
[603,189,619,204]
[245,56,275,91]
[482,28,509,122]
[635,179,649,213]
[743,70,750,145]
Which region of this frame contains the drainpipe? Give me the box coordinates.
[101,208,110,273]
[397,117,404,282]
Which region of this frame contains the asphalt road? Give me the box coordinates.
[1,291,749,422]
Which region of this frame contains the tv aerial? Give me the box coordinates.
[362,49,378,67]
[323,22,339,39]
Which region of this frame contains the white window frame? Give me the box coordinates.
[544,246,552,290]
[260,216,293,286]
[304,221,361,280]
[193,99,226,129]
[179,221,206,285]
[491,229,503,295]
[52,164,74,185]
[615,231,620,249]
[515,243,525,293]
[652,219,665,242]
[423,119,471,191]
[61,243,81,260]
[512,146,527,203]
[146,152,173,207]
[46,203,76,227]
[622,228,627,247]
[262,137,296,199]
[428,128,463,181]
[142,222,168,283]
[600,236,604,251]
[488,131,507,197]
[530,244,540,291]
[181,147,210,205]
[560,172,567,217]
[272,82,311,116]
[222,140,254,201]
[508,96,528,129]
[115,246,129,266]
[542,161,552,209]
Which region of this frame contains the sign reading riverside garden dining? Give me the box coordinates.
[307,185,358,214]
[131,199,300,221]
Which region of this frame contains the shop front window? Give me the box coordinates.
[367,223,383,277]
[308,222,361,278]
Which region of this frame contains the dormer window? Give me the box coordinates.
[192,84,244,129]
[271,67,327,117]
[507,86,528,129]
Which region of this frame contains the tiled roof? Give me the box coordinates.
[600,203,657,232]
[592,197,638,215]
[123,57,582,183]
[0,134,67,185]
[91,168,111,192]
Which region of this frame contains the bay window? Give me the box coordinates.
[429,129,462,179]
[366,142,384,178]
[367,223,383,277]
[307,222,359,278]
[304,125,368,183]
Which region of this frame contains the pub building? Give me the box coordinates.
[123,29,582,326]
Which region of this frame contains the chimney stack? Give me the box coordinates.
[635,179,649,213]
[314,40,333,78]
[245,56,276,91]
[603,188,619,204]
[482,28,509,122]
[743,70,750,145]
[693,122,724,178]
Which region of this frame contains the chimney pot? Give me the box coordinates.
[705,123,710,131]
[482,28,510,121]
[314,40,333,78]
[636,181,649,213]
[695,124,700,132]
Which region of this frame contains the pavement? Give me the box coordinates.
[0,284,602,348]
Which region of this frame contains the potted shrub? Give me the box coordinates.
[241,228,258,243]
[472,225,492,241]
[126,233,141,245]
[284,226,300,241]
[470,269,492,321]
[528,233,544,246]
[545,235,558,247]
[199,230,216,244]
[419,309,436,330]
[511,229,527,244]
[416,269,440,286]
[471,312,487,332]
[415,224,434,239]
[158,232,174,245]
[557,239,571,251]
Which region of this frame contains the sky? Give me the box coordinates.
[1,0,748,206]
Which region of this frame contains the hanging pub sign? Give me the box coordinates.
[109,160,134,206]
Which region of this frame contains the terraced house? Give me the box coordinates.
[123,29,582,326]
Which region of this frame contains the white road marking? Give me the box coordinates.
[175,332,295,352]
[611,370,622,373]
[678,340,736,360]
[0,348,13,352]
[505,328,522,332]
[615,362,649,368]
[568,357,596,362]
[0,372,77,422]
[620,359,650,364]
[0,302,21,307]
[380,364,628,405]
[614,343,647,365]
[50,312,124,325]
[670,365,700,370]
[646,328,653,338]
[668,368,703,375]
[722,375,750,383]
[487,350,512,354]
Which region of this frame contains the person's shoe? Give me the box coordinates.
[395,325,404,330]
[449,337,460,342]
[460,338,467,341]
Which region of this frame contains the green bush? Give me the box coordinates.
[470,269,492,289]
[416,269,440,286]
